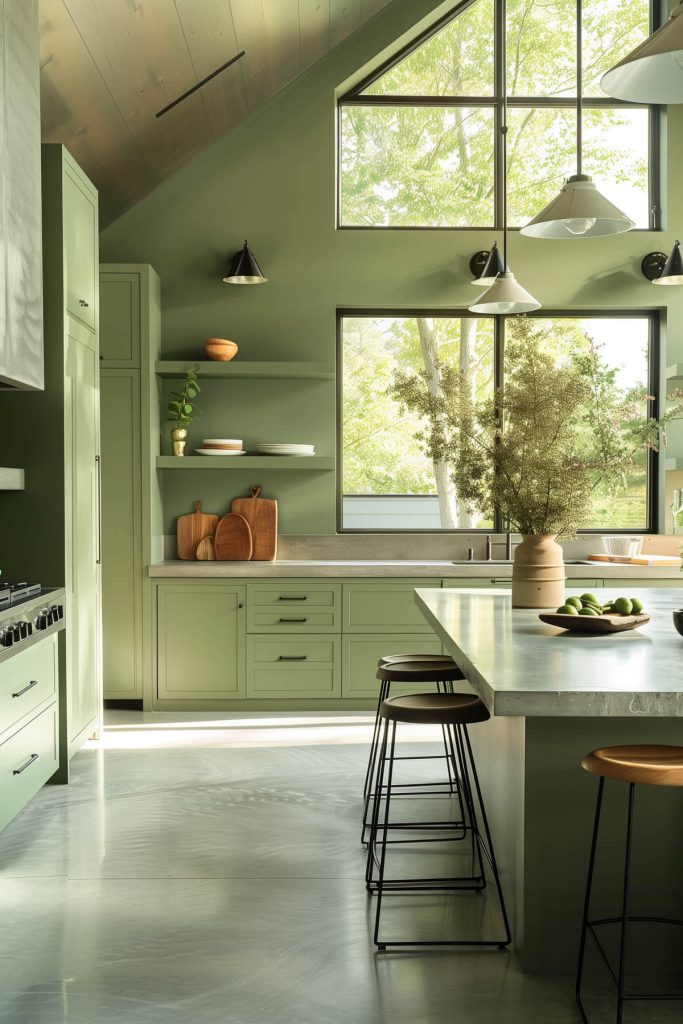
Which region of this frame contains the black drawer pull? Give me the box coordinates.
[277,655,308,661]
[278,617,307,623]
[12,680,39,698]
[13,753,39,775]
[79,298,89,307]
[277,595,307,601]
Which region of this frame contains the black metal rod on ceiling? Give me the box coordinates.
[156,50,246,118]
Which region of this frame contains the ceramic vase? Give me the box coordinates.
[171,427,187,457]
[511,534,565,608]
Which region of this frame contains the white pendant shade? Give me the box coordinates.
[601,2,683,103]
[520,175,634,239]
[468,271,541,315]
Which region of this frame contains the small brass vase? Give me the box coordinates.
[171,427,187,457]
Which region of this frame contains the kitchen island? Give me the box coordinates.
[415,587,683,975]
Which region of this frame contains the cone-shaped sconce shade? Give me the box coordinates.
[222,240,268,284]
[652,240,683,285]
[470,242,506,286]
[520,175,634,239]
[468,271,541,315]
[601,2,683,103]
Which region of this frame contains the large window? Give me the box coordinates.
[339,312,656,531]
[339,0,656,228]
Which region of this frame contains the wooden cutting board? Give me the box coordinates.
[176,501,219,560]
[195,536,215,561]
[214,512,253,561]
[231,486,277,561]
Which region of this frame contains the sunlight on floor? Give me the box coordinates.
[85,711,438,750]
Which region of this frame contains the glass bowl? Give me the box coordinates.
[601,535,644,558]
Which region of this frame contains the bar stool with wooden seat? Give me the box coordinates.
[361,655,466,844]
[576,744,683,1023]
[366,691,511,949]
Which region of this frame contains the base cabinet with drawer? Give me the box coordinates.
[342,634,444,699]
[247,636,341,699]
[0,634,60,833]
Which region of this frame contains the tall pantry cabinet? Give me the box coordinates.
[0,145,102,763]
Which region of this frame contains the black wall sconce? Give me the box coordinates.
[222,240,268,284]
[641,241,683,286]
[470,243,505,286]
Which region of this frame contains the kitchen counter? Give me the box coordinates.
[148,559,683,579]
[414,585,683,976]
[415,586,683,717]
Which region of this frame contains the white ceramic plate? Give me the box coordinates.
[202,438,242,445]
[195,448,246,456]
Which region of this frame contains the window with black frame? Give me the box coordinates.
[338,0,656,229]
[339,312,656,531]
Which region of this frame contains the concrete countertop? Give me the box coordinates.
[415,586,683,718]
[148,559,683,579]
[149,561,683,577]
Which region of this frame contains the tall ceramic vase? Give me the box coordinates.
[511,534,565,609]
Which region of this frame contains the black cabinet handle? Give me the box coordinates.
[13,753,39,775]
[277,655,307,661]
[12,680,39,698]
[277,595,307,601]
[278,617,307,623]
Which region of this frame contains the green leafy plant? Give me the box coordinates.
[391,319,683,539]
[167,368,201,428]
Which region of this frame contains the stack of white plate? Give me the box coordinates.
[255,443,315,456]
[195,438,245,456]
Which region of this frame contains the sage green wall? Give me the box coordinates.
[100,0,683,535]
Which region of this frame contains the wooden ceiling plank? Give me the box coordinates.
[329,0,362,45]
[40,0,155,224]
[298,0,330,67]
[262,0,301,92]
[173,0,248,140]
[229,0,274,111]
[62,0,213,182]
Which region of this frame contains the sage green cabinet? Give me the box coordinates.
[342,634,445,699]
[157,585,245,700]
[247,636,341,698]
[99,265,160,702]
[0,702,59,834]
[64,164,97,333]
[342,580,441,633]
[247,583,341,633]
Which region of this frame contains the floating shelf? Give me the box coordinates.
[156,456,334,470]
[0,467,24,490]
[156,361,335,380]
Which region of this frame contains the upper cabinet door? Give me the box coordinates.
[0,0,43,390]
[64,166,97,333]
[99,271,141,365]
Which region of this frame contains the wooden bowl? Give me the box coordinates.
[538,612,650,634]
[204,338,238,361]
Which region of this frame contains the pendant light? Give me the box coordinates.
[520,0,634,239]
[470,5,540,315]
[601,2,683,103]
[642,241,683,285]
[222,240,268,284]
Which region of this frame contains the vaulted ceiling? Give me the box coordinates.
[39,0,392,226]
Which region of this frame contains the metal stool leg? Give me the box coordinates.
[365,718,390,889]
[373,720,397,950]
[615,783,636,1024]
[576,776,605,1022]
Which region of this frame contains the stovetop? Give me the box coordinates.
[0,582,43,608]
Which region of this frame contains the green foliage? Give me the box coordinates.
[390,319,683,538]
[167,367,201,428]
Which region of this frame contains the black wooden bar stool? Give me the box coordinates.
[576,744,683,1023]
[366,691,511,949]
[361,655,466,844]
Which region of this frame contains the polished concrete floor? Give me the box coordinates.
[0,711,674,1023]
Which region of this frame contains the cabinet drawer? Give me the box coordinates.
[0,637,58,739]
[343,581,440,633]
[247,636,341,698]
[0,703,59,834]
[247,585,341,633]
[342,634,446,699]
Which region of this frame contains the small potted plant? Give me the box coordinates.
[167,368,201,456]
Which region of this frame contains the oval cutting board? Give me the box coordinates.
[214,512,253,561]
[538,612,650,634]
